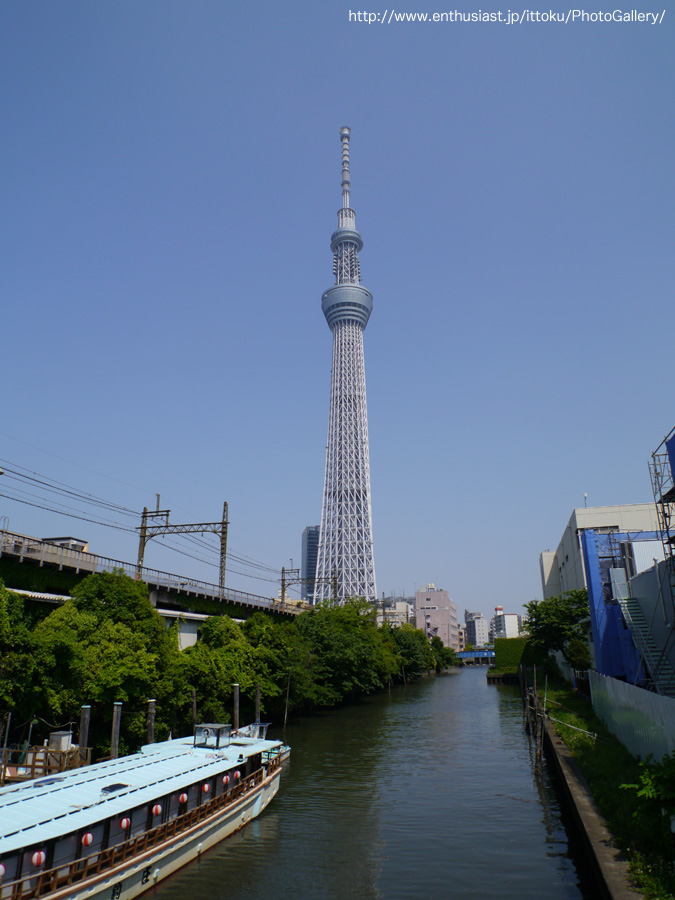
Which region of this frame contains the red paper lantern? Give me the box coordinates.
[202,783,211,794]
[0,863,6,877]
[179,793,188,804]
[31,852,46,867]
[120,818,130,830]
[234,770,241,780]
[82,833,94,847]
[222,774,230,786]
[152,804,162,816]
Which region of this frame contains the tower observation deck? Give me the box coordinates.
[315,127,377,603]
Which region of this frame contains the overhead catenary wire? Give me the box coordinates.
[0,484,138,531]
[0,461,139,516]
[1,456,280,570]
[0,490,138,533]
[0,455,288,587]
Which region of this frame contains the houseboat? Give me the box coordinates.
[0,723,286,900]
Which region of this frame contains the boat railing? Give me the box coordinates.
[1,760,281,900]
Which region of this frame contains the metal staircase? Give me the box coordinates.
[617,595,675,697]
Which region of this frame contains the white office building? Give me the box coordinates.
[540,503,660,600]
[464,611,489,648]
[489,606,521,641]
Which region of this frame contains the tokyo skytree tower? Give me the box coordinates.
[315,127,377,603]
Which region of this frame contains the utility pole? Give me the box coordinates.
[280,567,300,603]
[219,502,229,597]
[135,498,229,591]
[279,568,339,607]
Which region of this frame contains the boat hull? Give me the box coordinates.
[45,768,281,900]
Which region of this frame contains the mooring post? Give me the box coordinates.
[255,683,261,724]
[540,676,548,756]
[233,683,240,732]
[110,702,122,760]
[283,673,291,733]
[191,689,197,731]
[79,705,91,763]
[147,699,156,745]
[0,712,11,786]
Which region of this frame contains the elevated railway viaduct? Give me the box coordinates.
[0,530,304,620]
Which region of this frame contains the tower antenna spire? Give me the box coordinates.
[316,127,377,604]
[339,126,351,209]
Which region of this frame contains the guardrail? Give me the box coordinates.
[1,746,92,786]
[0,530,307,616]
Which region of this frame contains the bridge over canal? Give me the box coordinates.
[457,649,495,665]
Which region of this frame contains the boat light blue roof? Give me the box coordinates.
[0,733,281,855]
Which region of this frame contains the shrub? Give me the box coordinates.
[494,636,528,670]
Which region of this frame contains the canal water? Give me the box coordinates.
[152,666,596,900]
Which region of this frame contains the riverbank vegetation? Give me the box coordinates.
[489,590,591,676]
[0,571,456,758]
[538,674,675,900]
[513,590,674,898]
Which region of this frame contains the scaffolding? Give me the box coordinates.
[649,430,675,619]
[645,427,675,691]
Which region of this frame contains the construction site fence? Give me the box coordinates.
[589,670,675,762]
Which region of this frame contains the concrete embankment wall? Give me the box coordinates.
[543,720,643,900]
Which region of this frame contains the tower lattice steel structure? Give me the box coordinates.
[315,127,376,603]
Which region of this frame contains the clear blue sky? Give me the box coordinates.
[1,1,673,617]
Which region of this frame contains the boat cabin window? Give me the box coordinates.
[193,724,231,750]
[130,805,150,837]
[22,846,49,878]
[0,853,20,898]
[108,815,130,846]
[79,823,105,855]
[186,783,200,810]
[53,833,78,872]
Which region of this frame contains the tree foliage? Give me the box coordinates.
[523,589,590,659]
[0,573,450,756]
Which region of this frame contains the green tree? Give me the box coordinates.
[294,599,398,706]
[524,589,589,659]
[174,613,272,727]
[0,581,38,729]
[430,635,458,671]
[32,571,181,753]
[240,613,312,715]
[390,624,435,680]
[566,636,591,670]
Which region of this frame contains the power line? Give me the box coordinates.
[0,462,138,516]
[0,491,137,533]
[0,433,157,496]
[153,535,281,582]
[0,480,137,529]
[0,455,286,586]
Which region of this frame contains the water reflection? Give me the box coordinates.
[152,668,594,900]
